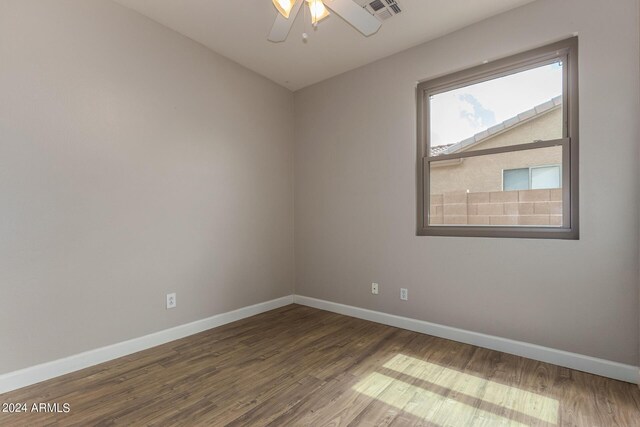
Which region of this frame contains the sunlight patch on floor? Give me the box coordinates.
[354,372,530,426]
[383,354,558,424]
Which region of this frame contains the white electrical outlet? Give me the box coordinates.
[400,288,408,301]
[166,293,176,309]
[371,283,379,295]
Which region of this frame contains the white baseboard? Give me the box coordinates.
[0,295,294,394]
[2,293,636,394]
[294,295,639,385]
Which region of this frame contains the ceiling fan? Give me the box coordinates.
[268,0,382,42]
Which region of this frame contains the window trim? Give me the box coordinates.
[416,37,579,239]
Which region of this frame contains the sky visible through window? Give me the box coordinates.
[430,62,562,148]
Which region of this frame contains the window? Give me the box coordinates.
[531,165,561,190]
[416,38,578,239]
[503,165,561,191]
[503,168,530,191]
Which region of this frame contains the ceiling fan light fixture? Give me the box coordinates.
[306,0,330,24]
[272,0,295,18]
[268,0,382,43]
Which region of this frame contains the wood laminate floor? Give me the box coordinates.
[1,304,639,426]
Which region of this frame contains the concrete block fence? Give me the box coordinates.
[430,189,563,226]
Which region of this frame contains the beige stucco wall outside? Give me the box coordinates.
[431,107,562,194]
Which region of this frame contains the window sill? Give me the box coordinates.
[417,226,578,240]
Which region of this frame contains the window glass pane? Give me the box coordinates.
[531,165,561,189]
[428,146,563,227]
[503,168,529,191]
[430,62,563,156]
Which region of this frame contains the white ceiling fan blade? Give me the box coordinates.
[268,0,304,42]
[324,0,381,36]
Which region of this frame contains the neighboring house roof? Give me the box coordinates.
[429,143,456,156]
[430,95,562,156]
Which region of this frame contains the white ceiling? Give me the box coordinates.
[114,0,535,91]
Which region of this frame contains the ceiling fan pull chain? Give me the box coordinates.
[312,0,318,28]
[302,0,309,41]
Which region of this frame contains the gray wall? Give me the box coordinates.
[294,0,640,365]
[0,0,294,374]
[1,0,638,376]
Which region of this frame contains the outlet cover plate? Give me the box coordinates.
[166,293,177,309]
